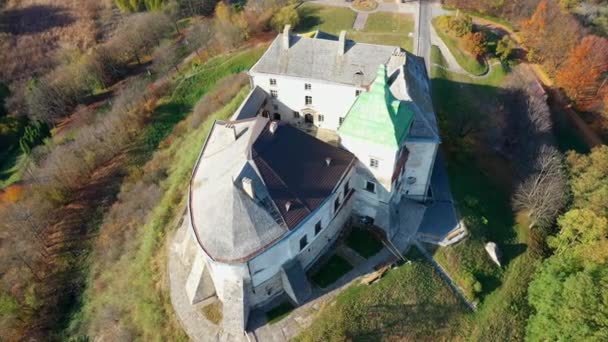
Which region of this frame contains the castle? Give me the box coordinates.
[175,25,460,334]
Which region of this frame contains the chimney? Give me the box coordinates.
[285,201,292,212]
[269,121,279,134]
[282,25,291,50]
[338,31,347,56]
[242,177,254,199]
[325,157,332,166]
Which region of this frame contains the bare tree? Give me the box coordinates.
[112,12,172,65]
[186,21,215,57]
[513,145,567,229]
[152,42,181,75]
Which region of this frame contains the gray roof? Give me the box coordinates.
[189,116,355,262]
[403,55,439,140]
[190,118,288,263]
[418,153,459,239]
[251,33,400,86]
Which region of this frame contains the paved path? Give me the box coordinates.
[353,12,369,30]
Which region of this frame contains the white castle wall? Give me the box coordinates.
[249,71,364,131]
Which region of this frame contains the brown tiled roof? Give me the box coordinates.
[251,121,356,229]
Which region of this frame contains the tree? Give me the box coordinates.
[214,2,249,49]
[186,21,215,56]
[152,42,180,74]
[527,255,608,341]
[513,145,567,229]
[178,0,218,16]
[556,35,608,112]
[566,145,608,217]
[495,35,515,62]
[448,14,473,37]
[521,0,583,72]
[115,0,144,12]
[462,31,487,58]
[549,209,608,262]
[115,0,168,12]
[270,6,300,32]
[112,12,172,65]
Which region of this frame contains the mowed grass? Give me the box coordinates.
[432,16,488,76]
[364,12,414,33]
[295,3,357,35]
[296,257,466,341]
[296,3,414,51]
[310,254,353,288]
[345,227,384,258]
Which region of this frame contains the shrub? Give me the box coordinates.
[270,6,300,32]
[448,14,473,37]
[462,31,487,58]
[496,35,515,62]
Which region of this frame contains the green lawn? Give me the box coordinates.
[296,3,414,51]
[432,16,488,76]
[139,47,266,158]
[364,12,414,33]
[266,302,295,324]
[310,254,353,288]
[296,3,357,35]
[296,254,466,341]
[345,227,384,258]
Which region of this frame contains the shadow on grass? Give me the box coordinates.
[295,5,322,33]
[429,73,588,304]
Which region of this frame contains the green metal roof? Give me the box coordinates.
[338,65,414,148]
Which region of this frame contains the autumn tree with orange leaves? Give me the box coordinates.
[556,36,608,113]
[522,0,583,72]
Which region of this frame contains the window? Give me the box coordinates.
[293,111,300,118]
[356,90,362,96]
[365,181,376,193]
[334,196,341,212]
[299,235,308,250]
[304,83,311,90]
[370,158,379,168]
[270,90,278,98]
[305,96,312,105]
[273,113,281,120]
[273,104,278,110]
[269,78,277,86]
[343,180,349,195]
[339,117,345,125]
[318,114,324,122]
[315,221,322,235]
